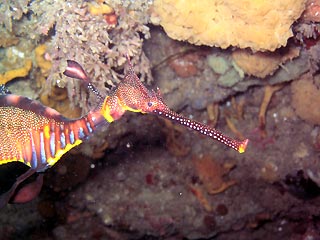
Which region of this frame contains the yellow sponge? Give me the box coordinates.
[152,0,307,51]
[88,2,113,15]
[35,44,52,76]
[0,59,32,85]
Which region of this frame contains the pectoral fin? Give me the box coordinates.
[12,174,43,204]
[0,168,36,208]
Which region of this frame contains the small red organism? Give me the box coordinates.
[215,203,228,216]
[145,173,154,185]
[104,13,118,26]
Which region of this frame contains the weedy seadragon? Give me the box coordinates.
[0,56,248,208]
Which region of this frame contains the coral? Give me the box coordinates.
[0,0,30,32]
[1,44,35,71]
[34,44,81,119]
[0,29,19,48]
[151,0,307,51]
[0,59,32,85]
[291,73,320,125]
[28,0,66,37]
[232,47,301,78]
[39,86,82,119]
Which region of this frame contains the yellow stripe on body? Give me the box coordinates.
[101,97,115,123]
[100,96,145,123]
[0,158,27,166]
[101,105,115,123]
[43,124,50,139]
[121,104,144,114]
[0,140,82,170]
[46,139,82,167]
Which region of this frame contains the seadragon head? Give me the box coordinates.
[116,79,170,114]
[100,56,171,122]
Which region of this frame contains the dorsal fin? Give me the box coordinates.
[125,53,135,75]
[123,54,140,85]
[122,55,150,98]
